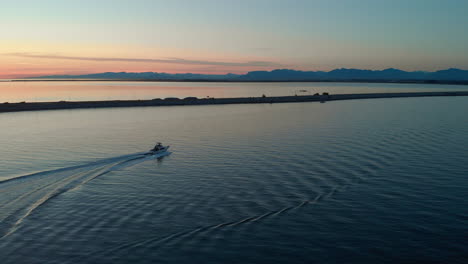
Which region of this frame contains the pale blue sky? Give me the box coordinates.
[1,0,468,77]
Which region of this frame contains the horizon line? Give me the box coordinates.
[23,67,468,78]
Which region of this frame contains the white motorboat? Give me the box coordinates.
[148,142,170,155]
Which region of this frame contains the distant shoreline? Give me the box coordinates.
[5,79,468,85]
[1,91,468,114]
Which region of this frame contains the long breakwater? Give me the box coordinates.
[1,91,468,113]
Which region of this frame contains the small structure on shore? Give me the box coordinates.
[164,97,180,101]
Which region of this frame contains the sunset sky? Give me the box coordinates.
[1,0,468,78]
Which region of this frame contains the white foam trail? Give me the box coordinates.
[0,152,149,185]
[0,151,170,239]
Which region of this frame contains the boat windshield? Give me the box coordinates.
[152,143,163,151]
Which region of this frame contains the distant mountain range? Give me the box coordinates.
[31,68,468,82]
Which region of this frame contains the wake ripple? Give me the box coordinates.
[89,191,333,259]
[86,127,414,259]
[0,151,170,239]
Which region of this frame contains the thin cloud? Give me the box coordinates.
[6,53,282,67]
[250,47,275,51]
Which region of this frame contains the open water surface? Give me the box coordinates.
[1,80,468,102]
[0,96,467,263]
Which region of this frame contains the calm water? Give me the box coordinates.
[1,97,467,263]
[1,80,468,102]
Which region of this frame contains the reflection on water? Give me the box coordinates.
[1,80,467,102]
[0,97,467,263]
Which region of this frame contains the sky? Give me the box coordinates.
[1,0,468,78]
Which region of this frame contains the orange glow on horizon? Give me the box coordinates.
[0,41,283,78]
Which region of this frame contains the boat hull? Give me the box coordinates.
[147,146,170,156]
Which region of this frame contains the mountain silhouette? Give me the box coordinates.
[32,68,468,82]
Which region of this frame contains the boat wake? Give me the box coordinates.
[91,187,340,259]
[0,151,170,239]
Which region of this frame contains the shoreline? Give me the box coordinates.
[4,79,468,86]
[1,91,468,114]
